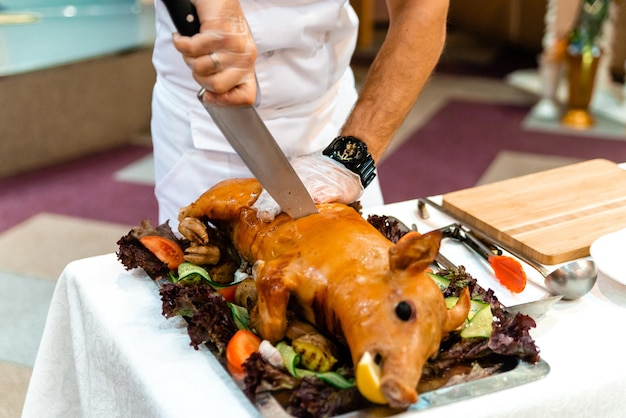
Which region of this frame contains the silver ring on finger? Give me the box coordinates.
[208,52,222,73]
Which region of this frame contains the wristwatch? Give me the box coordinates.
[322,136,376,188]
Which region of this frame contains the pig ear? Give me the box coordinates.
[443,287,471,333]
[389,230,442,272]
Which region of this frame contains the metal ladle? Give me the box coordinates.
[535,258,597,300]
[417,198,598,300]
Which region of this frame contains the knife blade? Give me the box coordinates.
[161,0,318,219]
[506,295,563,319]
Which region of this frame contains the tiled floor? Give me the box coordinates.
[1,28,625,418]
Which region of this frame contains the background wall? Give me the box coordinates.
[371,0,624,80]
[448,0,546,53]
[0,48,155,178]
[448,0,625,80]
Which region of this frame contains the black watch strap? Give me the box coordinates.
[322,136,376,188]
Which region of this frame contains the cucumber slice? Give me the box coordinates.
[295,368,355,389]
[177,261,245,289]
[428,272,450,291]
[176,262,211,283]
[229,303,250,330]
[468,300,489,321]
[314,371,355,389]
[276,342,300,377]
[460,305,493,339]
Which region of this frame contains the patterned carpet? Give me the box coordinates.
[2,45,625,418]
[0,145,157,234]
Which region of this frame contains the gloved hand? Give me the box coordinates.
[252,153,364,222]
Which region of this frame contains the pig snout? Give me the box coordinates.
[380,377,418,408]
[379,354,425,408]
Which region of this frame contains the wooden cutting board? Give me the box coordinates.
[442,159,626,264]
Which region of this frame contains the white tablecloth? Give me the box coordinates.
[22,200,626,418]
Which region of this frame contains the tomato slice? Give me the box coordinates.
[217,285,238,304]
[226,329,261,374]
[139,235,185,270]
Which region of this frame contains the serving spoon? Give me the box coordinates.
[534,258,597,300]
[417,198,598,300]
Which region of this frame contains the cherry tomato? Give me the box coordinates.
[226,329,261,374]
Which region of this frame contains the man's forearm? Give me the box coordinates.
[340,0,450,163]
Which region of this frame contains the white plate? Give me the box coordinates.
[590,228,626,285]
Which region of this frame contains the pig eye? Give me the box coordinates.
[395,301,415,321]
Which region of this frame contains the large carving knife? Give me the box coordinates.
[162,0,318,219]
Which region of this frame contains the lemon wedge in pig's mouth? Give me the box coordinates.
[356,352,387,404]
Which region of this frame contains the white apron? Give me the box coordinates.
[151,0,384,224]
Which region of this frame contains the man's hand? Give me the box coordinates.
[172,0,258,106]
[252,154,364,222]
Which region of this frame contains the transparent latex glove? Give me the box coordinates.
[252,154,364,222]
[172,0,258,106]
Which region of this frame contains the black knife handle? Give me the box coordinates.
[162,0,200,37]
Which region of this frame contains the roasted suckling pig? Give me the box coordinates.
[177,178,471,407]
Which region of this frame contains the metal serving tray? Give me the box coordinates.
[207,346,550,417]
[339,359,550,417]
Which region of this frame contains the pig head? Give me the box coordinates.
[339,231,471,407]
[178,178,471,408]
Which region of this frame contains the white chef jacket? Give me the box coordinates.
[151,0,384,224]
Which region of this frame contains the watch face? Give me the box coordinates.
[324,136,376,188]
[334,138,364,162]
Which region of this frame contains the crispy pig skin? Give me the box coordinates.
[178,179,470,408]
